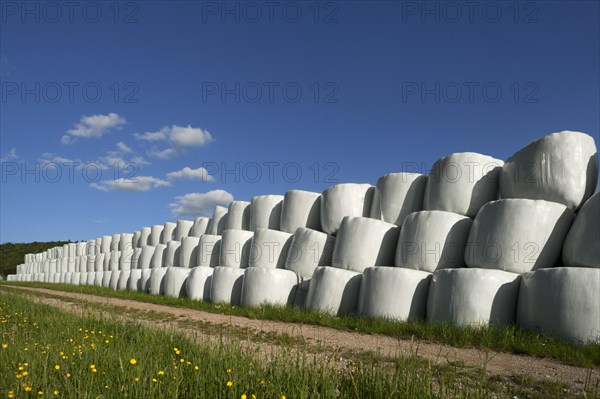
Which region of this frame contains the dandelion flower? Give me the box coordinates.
[194,365,199,371]
[227,368,232,373]
[24,386,32,392]
[173,348,181,355]
[53,390,59,395]
[38,391,43,395]
[226,381,233,387]
[22,371,29,376]
[129,358,137,365]
[134,377,139,382]
[241,394,247,399]
[152,378,158,383]
[8,391,14,398]
[54,365,60,370]
[158,371,165,376]
[281,396,286,399]
[3,343,9,348]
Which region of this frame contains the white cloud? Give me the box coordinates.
[116,142,133,153]
[166,166,214,182]
[90,176,171,192]
[0,147,18,162]
[135,125,214,159]
[169,190,233,217]
[63,113,126,144]
[39,153,83,168]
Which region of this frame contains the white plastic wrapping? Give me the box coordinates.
[102,271,112,288]
[220,230,253,268]
[226,201,251,231]
[241,268,298,307]
[331,217,399,273]
[139,269,152,293]
[305,266,362,315]
[150,244,167,269]
[179,237,201,268]
[94,271,104,287]
[117,270,131,290]
[197,234,222,267]
[119,233,134,251]
[186,266,214,301]
[149,267,168,295]
[191,217,210,237]
[86,271,95,285]
[207,206,229,235]
[108,270,121,290]
[396,210,472,272]
[249,228,293,269]
[127,269,143,291]
[109,250,120,271]
[426,268,521,326]
[465,199,574,273]
[132,231,141,248]
[119,249,134,271]
[149,225,164,246]
[160,222,177,244]
[139,227,151,247]
[285,227,335,282]
[500,131,598,210]
[110,234,121,251]
[370,172,427,226]
[250,195,284,231]
[562,192,600,268]
[210,266,245,304]
[175,220,194,241]
[321,183,374,235]
[138,245,156,269]
[517,267,600,343]
[163,267,191,298]
[165,241,182,268]
[103,252,111,271]
[358,267,432,321]
[280,190,321,234]
[101,236,112,254]
[424,152,503,217]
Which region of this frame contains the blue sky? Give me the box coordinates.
[0,0,598,243]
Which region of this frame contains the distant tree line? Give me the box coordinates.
[0,241,72,278]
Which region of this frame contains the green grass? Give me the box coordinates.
[3,281,600,370]
[1,289,592,399]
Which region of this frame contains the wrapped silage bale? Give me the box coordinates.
[562,192,600,268]
[358,267,432,321]
[426,268,521,326]
[94,253,104,272]
[210,267,245,304]
[101,236,112,254]
[160,222,177,244]
[321,183,374,235]
[465,199,574,274]
[76,242,87,257]
[180,237,200,268]
[94,271,104,287]
[164,241,182,268]
[67,272,76,285]
[190,217,210,236]
[138,245,156,269]
[108,270,121,290]
[101,271,112,288]
[249,229,293,269]
[119,248,134,271]
[110,234,121,251]
[207,206,229,235]
[86,253,96,273]
[132,248,142,269]
[132,231,141,247]
[226,201,251,231]
[127,269,143,291]
[174,220,194,241]
[197,235,222,267]
[250,195,284,231]
[219,230,253,268]
[280,190,321,234]
[86,271,95,286]
[103,252,112,271]
[517,267,599,343]
[86,240,97,256]
[149,267,168,295]
[186,266,214,301]
[151,244,167,269]
[139,227,151,247]
[119,233,135,251]
[149,225,164,246]
[370,172,427,226]
[117,270,131,290]
[395,210,472,272]
[139,269,153,293]
[331,217,399,273]
[305,266,362,315]
[163,267,192,298]
[424,152,503,217]
[241,267,299,307]
[500,131,598,210]
[109,251,120,271]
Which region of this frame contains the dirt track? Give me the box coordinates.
[2,285,598,395]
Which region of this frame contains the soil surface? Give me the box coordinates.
[3,285,598,396]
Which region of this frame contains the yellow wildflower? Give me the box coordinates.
[54,365,60,370]
[53,390,59,395]
[226,381,233,387]
[2,343,7,349]
[129,358,137,365]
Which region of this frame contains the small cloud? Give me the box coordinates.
[63,113,126,144]
[39,153,83,168]
[90,176,171,192]
[135,125,214,159]
[0,148,18,162]
[169,190,233,218]
[93,219,104,223]
[166,166,214,182]
[116,142,133,153]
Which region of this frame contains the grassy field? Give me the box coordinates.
[3,281,600,370]
[3,288,598,399]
